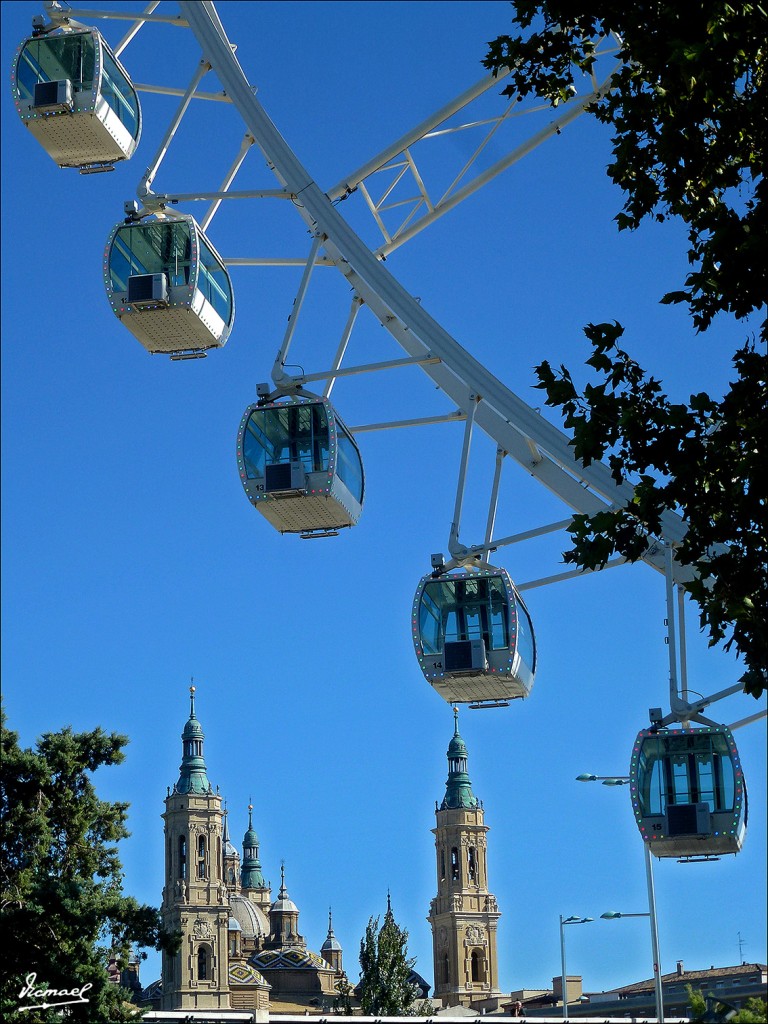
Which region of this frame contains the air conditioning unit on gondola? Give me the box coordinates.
[666,802,711,837]
[444,639,486,674]
[33,80,73,111]
[127,274,168,308]
[265,462,306,493]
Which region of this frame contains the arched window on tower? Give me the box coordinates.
[468,946,481,978]
[442,954,450,986]
[197,947,207,980]
[197,835,207,879]
[178,836,186,879]
[440,849,446,881]
[468,846,477,881]
[451,847,460,881]
[471,949,486,983]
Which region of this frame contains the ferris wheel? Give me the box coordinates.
[11,0,763,861]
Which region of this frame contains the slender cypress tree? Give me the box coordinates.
[358,895,418,1015]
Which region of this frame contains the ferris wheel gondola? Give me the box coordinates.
[11,26,141,170]
[236,395,364,536]
[629,725,747,859]
[104,213,234,357]
[412,565,536,706]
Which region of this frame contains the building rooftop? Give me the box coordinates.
[614,962,767,995]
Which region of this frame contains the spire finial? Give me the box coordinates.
[189,680,196,718]
[386,889,392,915]
[453,705,460,733]
[328,907,334,934]
[248,801,254,828]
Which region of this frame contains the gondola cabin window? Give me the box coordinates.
[637,731,737,816]
[16,33,96,99]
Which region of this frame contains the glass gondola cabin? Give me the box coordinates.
[12,27,141,169]
[105,214,234,356]
[236,396,364,535]
[413,566,536,705]
[629,726,747,859]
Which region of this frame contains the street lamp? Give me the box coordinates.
[575,774,630,787]
[559,914,593,1022]
[577,774,665,1024]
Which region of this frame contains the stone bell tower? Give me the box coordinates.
[428,708,501,1009]
[161,687,230,1011]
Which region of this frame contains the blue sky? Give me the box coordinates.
[2,0,766,1000]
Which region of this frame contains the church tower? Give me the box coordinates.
[160,687,231,1011]
[266,866,305,949]
[428,708,501,1009]
[320,909,343,973]
[222,805,240,894]
[241,804,272,920]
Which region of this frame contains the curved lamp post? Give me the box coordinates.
[559,915,593,1022]
[577,774,665,1023]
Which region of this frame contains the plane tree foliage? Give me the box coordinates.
[688,985,767,1023]
[483,2,766,696]
[358,901,418,1015]
[0,711,179,1023]
[731,999,768,1023]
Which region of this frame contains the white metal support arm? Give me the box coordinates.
[179,1,690,584]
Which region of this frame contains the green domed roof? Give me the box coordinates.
[441,707,479,810]
[241,804,265,889]
[447,727,469,758]
[175,687,212,796]
[182,715,204,739]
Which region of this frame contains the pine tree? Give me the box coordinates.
[0,710,178,1023]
